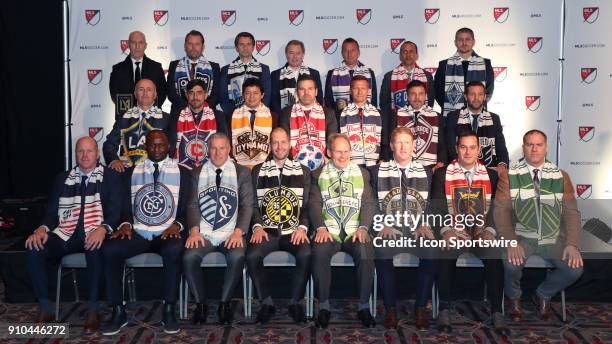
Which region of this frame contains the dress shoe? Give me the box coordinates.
[217,302,233,324]
[192,303,208,325]
[536,295,554,321]
[436,309,452,333]
[83,311,100,333]
[316,309,331,329]
[162,303,180,334]
[383,307,398,329]
[101,305,127,336]
[414,307,429,331]
[288,304,306,323]
[492,312,511,336]
[357,309,376,328]
[506,299,524,322]
[256,304,276,324]
[36,310,54,323]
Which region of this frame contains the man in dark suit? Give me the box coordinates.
[109,31,166,120]
[25,136,122,332]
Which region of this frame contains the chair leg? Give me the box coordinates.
[130,268,137,302]
[309,275,314,318]
[71,269,79,302]
[121,264,126,305]
[561,289,566,321]
[483,282,488,302]
[55,265,62,321]
[179,276,184,320]
[305,277,310,318]
[372,269,377,317]
[248,276,253,318]
[184,280,189,318]
[242,267,248,318]
[431,283,438,319]
[501,290,505,315]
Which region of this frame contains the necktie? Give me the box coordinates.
[249,109,257,128]
[471,114,479,132]
[338,170,347,241]
[190,63,197,79]
[413,111,420,126]
[464,171,473,187]
[533,168,540,207]
[153,163,159,190]
[77,175,88,236]
[216,168,222,188]
[134,61,141,84]
[399,167,410,213]
[358,107,364,130]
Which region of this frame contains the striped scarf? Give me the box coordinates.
[318,162,364,242]
[278,64,311,110]
[330,61,373,111]
[396,105,442,167]
[119,106,166,167]
[55,165,104,241]
[131,158,180,240]
[226,57,264,108]
[175,104,217,170]
[255,158,304,235]
[444,160,492,239]
[339,103,381,167]
[173,56,214,99]
[443,52,486,116]
[197,160,239,246]
[389,64,429,111]
[508,159,564,246]
[231,104,273,169]
[454,108,498,168]
[289,102,327,171]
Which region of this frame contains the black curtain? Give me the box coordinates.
[0,0,64,198]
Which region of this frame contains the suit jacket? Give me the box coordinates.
[218,59,272,119]
[270,67,324,114]
[166,59,221,116]
[324,67,378,124]
[278,104,338,145]
[434,57,494,111]
[379,68,435,116]
[109,55,167,120]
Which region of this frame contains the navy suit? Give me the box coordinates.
[270,66,323,113]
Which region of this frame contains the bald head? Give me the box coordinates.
[75,136,100,172]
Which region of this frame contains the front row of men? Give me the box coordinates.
[26,127,583,336]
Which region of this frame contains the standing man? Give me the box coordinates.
[325,38,377,124]
[25,137,121,331]
[270,40,323,113]
[219,32,272,120]
[109,31,166,120]
[495,130,583,322]
[167,30,220,117]
[435,28,494,117]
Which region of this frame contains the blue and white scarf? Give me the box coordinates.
[226,57,264,108]
[173,55,214,99]
[443,52,486,116]
[330,61,373,111]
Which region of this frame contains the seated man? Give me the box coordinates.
[101,130,190,335]
[494,129,583,322]
[25,137,121,331]
[183,132,253,325]
[247,127,316,324]
[310,133,377,329]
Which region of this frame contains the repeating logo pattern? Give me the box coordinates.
[289,10,304,26]
[153,10,169,26]
[494,7,510,23]
[578,126,595,142]
[221,10,237,26]
[87,70,103,85]
[323,39,338,54]
[85,10,101,26]
[424,8,440,24]
[390,38,405,54]
[581,68,597,84]
[583,7,599,24]
[576,184,592,199]
[356,9,372,25]
[525,96,541,111]
[527,37,543,53]
[255,40,271,56]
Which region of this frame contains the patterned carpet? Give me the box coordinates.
[1,298,610,343]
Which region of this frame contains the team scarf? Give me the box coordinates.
[119,106,166,167]
[318,161,364,242]
[55,165,104,241]
[175,104,217,169]
[255,158,304,235]
[231,104,273,169]
[131,158,180,240]
[330,61,373,111]
[454,107,499,168]
[396,105,442,167]
[277,64,311,110]
[339,103,382,167]
[443,51,486,116]
[444,159,492,239]
[376,160,429,233]
[173,55,214,99]
[197,160,239,246]
[508,158,564,246]
[389,64,429,111]
[226,57,264,108]
[289,102,327,171]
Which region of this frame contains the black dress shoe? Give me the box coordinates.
[218,302,233,324]
[101,305,128,336]
[316,309,331,329]
[288,304,306,323]
[357,309,376,328]
[162,303,180,334]
[192,303,208,325]
[255,304,276,324]
[436,309,452,333]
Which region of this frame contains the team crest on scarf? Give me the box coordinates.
[199,185,238,230]
[451,186,485,218]
[325,178,359,225]
[120,120,155,166]
[413,120,434,158]
[183,134,207,163]
[261,187,300,230]
[133,183,175,226]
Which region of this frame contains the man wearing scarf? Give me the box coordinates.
[246,127,318,324]
[103,79,171,173]
[324,38,377,124]
[26,137,121,331]
[270,40,323,114]
[167,30,221,118]
[230,78,277,169]
[184,132,253,325]
[434,28,494,117]
[430,130,509,335]
[395,80,447,171]
[219,32,272,121]
[339,75,382,167]
[101,130,190,336]
[279,75,337,171]
[170,79,227,169]
[310,133,377,329]
[369,127,434,330]
[494,130,583,322]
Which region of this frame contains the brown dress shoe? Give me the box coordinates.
[384,307,398,329]
[537,296,554,321]
[84,311,100,333]
[506,299,523,321]
[36,311,54,323]
[415,307,429,331]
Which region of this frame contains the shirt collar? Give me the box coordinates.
[131,57,143,64]
[76,167,94,179]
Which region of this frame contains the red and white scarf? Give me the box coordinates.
[339,103,381,167]
[174,104,217,169]
[289,102,327,171]
[389,64,429,111]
